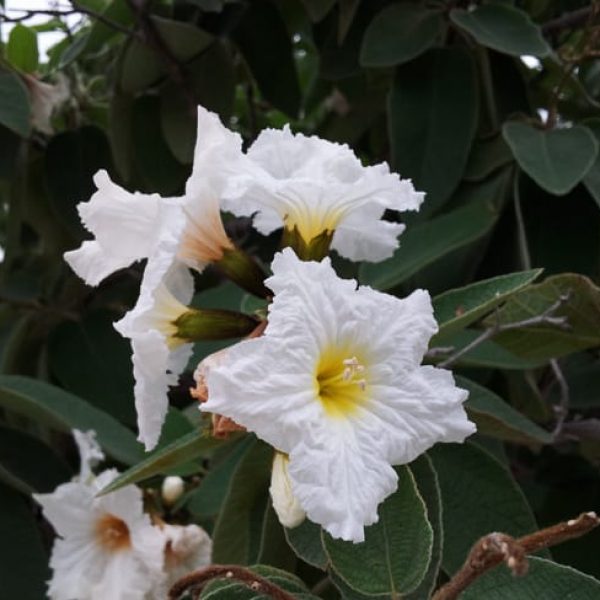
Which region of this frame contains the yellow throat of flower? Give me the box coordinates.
[284,205,344,247]
[315,348,369,418]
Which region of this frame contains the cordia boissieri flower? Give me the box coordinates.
[222,125,424,261]
[204,249,475,542]
[34,470,165,600]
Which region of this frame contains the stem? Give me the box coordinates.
[169,565,297,600]
[542,6,596,36]
[513,169,532,271]
[476,46,499,132]
[433,512,600,600]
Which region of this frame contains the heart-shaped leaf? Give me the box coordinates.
[503,122,598,195]
[451,4,550,57]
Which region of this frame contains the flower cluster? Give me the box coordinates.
[34,430,211,600]
[65,105,475,548]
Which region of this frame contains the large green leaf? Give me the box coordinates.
[6,25,39,73]
[120,17,213,92]
[450,4,550,57]
[490,274,600,360]
[212,438,274,564]
[45,126,113,238]
[48,310,136,425]
[405,455,443,600]
[389,48,478,215]
[0,484,49,600]
[0,425,72,494]
[360,200,498,290]
[0,70,31,137]
[464,134,513,182]
[285,520,328,570]
[101,429,223,494]
[0,375,143,465]
[583,118,600,208]
[458,377,551,445]
[462,557,600,599]
[503,122,598,195]
[233,0,301,117]
[360,3,442,67]
[433,269,543,340]
[323,466,433,596]
[429,442,540,574]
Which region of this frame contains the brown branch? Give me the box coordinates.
[168,565,297,600]
[432,511,600,600]
[542,6,595,36]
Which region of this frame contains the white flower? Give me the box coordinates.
[72,429,105,483]
[22,73,68,134]
[152,523,212,598]
[204,249,475,542]
[34,470,166,600]
[270,452,306,529]
[65,106,241,287]
[222,126,424,262]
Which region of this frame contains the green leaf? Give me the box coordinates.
[503,122,598,195]
[0,425,72,494]
[48,310,136,425]
[436,330,546,370]
[462,557,600,599]
[464,134,513,182]
[405,455,443,600]
[0,70,31,137]
[389,48,478,215]
[120,17,213,92]
[6,25,39,73]
[86,0,133,53]
[300,0,336,22]
[323,466,433,596]
[233,0,301,117]
[360,3,443,67]
[360,200,498,291]
[490,274,600,360]
[132,95,188,195]
[45,126,113,238]
[212,438,274,564]
[433,269,543,340]
[450,4,550,57]
[100,429,223,494]
[0,483,49,600]
[285,520,328,570]
[458,376,551,445]
[583,118,600,208]
[429,442,540,574]
[0,375,143,465]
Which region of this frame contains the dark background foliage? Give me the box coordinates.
[1,0,600,598]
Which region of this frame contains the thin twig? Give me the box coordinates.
[169,565,296,600]
[438,294,571,369]
[550,359,570,438]
[542,6,595,36]
[513,169,532,271]
[432,511,600,600]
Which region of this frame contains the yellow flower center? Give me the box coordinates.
[95,513,131,553]
[315,349,368,418]
[284,205,345,245]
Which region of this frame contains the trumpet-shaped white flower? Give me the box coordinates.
[34,469,166,600]
[205,249,475,542]
[222,126,424,262]
[72,429,105,482]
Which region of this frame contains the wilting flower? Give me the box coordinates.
[204,249,475,542]
[22,72,68,134]
[34,469,165,600]
[221,125,424,261]
[154,523,212,597]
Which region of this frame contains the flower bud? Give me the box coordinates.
[269,452,305,529]
[161,476,185,506]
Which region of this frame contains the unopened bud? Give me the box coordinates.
[161,476,185,506]
[270,452,306,529]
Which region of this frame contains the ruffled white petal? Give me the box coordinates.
[65,170,177,286]
[205,249,474,542]
[222,126,424,261]
[73,429,105,482]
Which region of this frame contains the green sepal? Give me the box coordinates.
[174,308,259,342]
[281,226,333,261]
[216,248,270,298]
